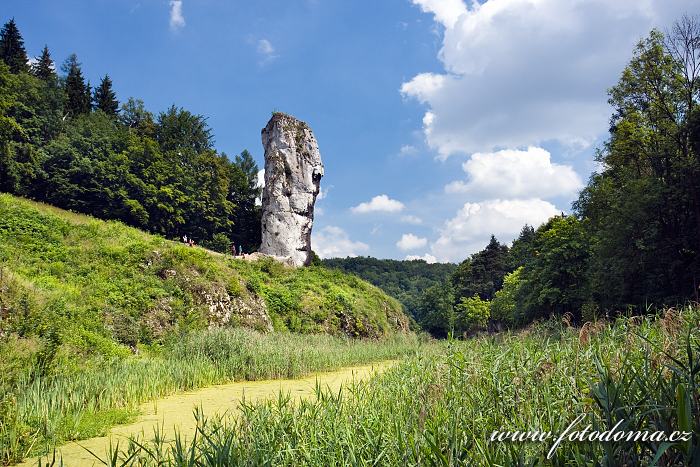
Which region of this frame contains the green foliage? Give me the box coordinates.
[454,294,490,335]
[508,225,535,269]
[322,256,456,319]
[0,18,29,74]
[490,267,522,326]
[519,215,591,323]
[229,149,262,251]
[416,281,455,338]
[156,105,213,154]
[202,232,231,254]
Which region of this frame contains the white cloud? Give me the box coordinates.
[312,226,369,259]
[396,233,428,251]
[257,39,275,55]
[255,169,265,206]
[445,146,583,199]
[431,199,560,262]
[403,0,694,157]
[400,215,423,225]
[169,0,185,31]
[317,185,331,201]
[256,39,278,64]
[351,195,405,214]
[410,0,467,28]
[406,253,438,264]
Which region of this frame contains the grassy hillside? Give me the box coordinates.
[0,194,409,352]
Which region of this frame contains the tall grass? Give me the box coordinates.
[104,306,700,466]
[0,329,422,465]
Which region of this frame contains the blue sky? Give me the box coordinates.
[6,0,695,262]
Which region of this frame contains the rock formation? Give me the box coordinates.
[260,113,324,267]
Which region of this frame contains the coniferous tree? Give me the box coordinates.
[93,75,119,115]
[85,80,93,112]
[62,54,91,116]
[31,45,55,80]
[0,18,29,73]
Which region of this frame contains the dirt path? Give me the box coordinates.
[21,361,393,467]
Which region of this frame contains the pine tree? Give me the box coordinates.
[0,18,29,73]
[63,54,91,116]
[93,75,119,115]
[31,45,56,80]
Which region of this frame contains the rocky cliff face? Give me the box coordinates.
[260,113,324,267]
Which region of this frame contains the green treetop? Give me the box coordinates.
[94,74,119,115]
[0,19,29,74]
[31,45,56,81]
[62,54,91,116]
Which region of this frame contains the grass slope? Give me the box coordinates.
[0,193,409,353]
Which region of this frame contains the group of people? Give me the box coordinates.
[181,234,196,247]
[179,234,244,257]
[230,242,244,257]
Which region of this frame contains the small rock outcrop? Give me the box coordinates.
[260,113,324,267]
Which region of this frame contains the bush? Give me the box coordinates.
[455,294,490,335]
[202,233,231,254]
[490,267,522,326]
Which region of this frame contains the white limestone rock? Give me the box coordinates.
[260,113,324,267]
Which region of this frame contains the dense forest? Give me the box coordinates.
[322,257,456,321]
[0,19,261,252]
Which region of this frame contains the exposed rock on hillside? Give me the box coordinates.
[260,113,324,267]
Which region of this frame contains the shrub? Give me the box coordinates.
[490,267,522,326]
[455,294,490,335]
[202,233,231,254]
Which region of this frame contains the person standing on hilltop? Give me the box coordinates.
[230,242,237,257]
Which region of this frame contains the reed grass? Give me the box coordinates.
[102,306,700,466]
[0,329,422,465]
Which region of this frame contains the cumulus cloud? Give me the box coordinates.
[312,226,369,259]
[169,0,185,31]
[351,195,405,214]
[445,146,583,199]
[410,0,467,28]
[406,253,438,264]
[403,0,694,157]
[431,199,560,262]
[396,233,428,251]
[255,169,265,206]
